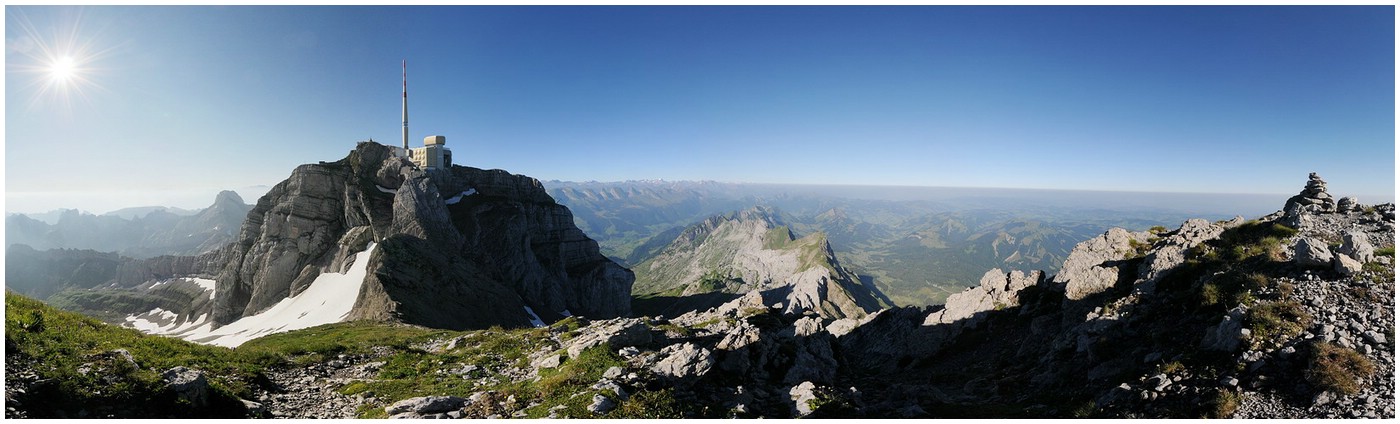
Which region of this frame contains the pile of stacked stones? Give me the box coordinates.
[1285,172,1337,213]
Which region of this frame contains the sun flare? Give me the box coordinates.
[49,56,77,82]
[11,8,118,113]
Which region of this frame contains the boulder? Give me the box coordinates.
[241,399,267,418]
[161,366,209,408]
[1337,197,1361,213]
[1201,306,1247,352]
[532,353,564,370]
[1293,237,1333,267]
[588,394,617,414]
[602,366,624,379]
[384,396,467,415]
[567,318,652,358]
[1339,231,1376,264]
[1334,254,1364,276]
[650,342,714,379]
[789,381,835,417]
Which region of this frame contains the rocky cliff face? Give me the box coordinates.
[632,207,890,320]
[213,142,632,329]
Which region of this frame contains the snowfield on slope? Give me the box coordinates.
[141,243,378,347]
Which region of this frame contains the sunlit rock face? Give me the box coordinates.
[214,141,633,330]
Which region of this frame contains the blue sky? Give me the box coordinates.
[5,6,1395,213]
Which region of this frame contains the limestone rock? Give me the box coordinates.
[384,396,467,415]
[927,268,1043,325]
[588,394,617,414]
[1293,237,1334,267]
[241,399,267,418]
[825,318,861,338]
[1334,254,1364,276]
[532,353,563,369]
[788,381,837,417]
[161,366,209,408]
[650,342,714,379]
[1337,196,1361,213]
[602,366,624,379]
[1139,219,1228,286]
[567,318,652,358]
[213,141,633,331]
[716,320,762,351]
[1201,306,1247,352]
[1339,231,1376,264]
[1056,227,1148,300]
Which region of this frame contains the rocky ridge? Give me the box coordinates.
[631,206,890,320]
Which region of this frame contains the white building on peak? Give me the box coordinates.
[409,135,453,170]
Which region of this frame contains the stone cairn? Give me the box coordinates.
[1284,172,1336,213]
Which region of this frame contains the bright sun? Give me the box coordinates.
[49,56,76,82]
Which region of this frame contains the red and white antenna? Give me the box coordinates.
[401,59,409,150]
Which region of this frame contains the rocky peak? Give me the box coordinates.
[212,190,246,209]
[211,141,632,330]
[634,207,889,320]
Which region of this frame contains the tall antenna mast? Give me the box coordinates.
[402,59,409,150]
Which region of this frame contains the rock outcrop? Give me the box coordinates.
[926,268,1043,326]
[213,141,632,329]
[1054,227,1150,300]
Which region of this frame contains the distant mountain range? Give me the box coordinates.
[546,180,1279,306]
[6,191,251,259]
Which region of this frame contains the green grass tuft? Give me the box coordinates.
[1245,301,1312,348]
[1305,342,1375,395]
[1207,390,1242,418]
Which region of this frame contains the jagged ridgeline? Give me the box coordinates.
[214,142,633,330]
[631,206,892,320]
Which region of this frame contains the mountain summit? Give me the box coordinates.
[209,142,633,332]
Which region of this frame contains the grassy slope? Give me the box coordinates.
[7,293,686,418]
[4,291,275,417]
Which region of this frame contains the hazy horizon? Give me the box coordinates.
[9,176,1394,218]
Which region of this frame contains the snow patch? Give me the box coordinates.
[376,185,397,194]
[560,309,573,318]
[147,277,215,301]
[523,306,546,328]
[123,308,180,332]
[444,188,477,205]
[141,243,378,348]
[186,277,216,300]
